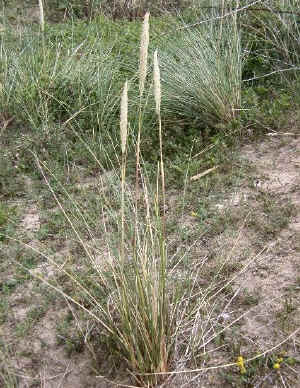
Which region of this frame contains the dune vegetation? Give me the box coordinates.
[0,1,299,387]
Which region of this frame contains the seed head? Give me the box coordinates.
[38,0,45,32]
[153,49,161,116]
[139,12,150,97]
[120,81,128,154]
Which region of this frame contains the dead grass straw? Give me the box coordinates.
[153,49,165,225]
[120,80,128,262]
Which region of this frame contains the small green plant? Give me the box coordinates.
[0,203,10,241]
[56,313,85,356]
[248,192,295,239]
[0,339,18,388]
[0,203,8,227]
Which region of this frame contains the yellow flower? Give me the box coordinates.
[273,363,280,369]
[277,357,283,363]
[236,356,246,374]
[237,356,244,365]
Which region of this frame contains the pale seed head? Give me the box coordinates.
[139,11,150,97]
[120,81,128,155]
[153,49,161,116]
[38,0,45,32]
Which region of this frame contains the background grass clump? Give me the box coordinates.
[159,12,243,128]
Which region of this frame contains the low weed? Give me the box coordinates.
[248,193,296,239]
[0,340,18,388]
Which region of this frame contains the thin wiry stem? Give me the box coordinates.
[165,0,264,34]
[120,81,128,263]
[153,49,165,231]
[243,66,300,82]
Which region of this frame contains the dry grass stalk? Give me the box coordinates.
[190,166,219,181]
[120,81,128,261]
[38,0,45,32]
[153,50,165,223]
[139,11,150,97]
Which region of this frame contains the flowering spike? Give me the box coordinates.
[120,81,128,155]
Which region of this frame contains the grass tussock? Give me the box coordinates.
[29,13,178,386]
[19,13,253,386]
[1,37,120,131]
[159,9,243,127]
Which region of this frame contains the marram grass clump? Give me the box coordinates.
[112,14,173,384]
[159,11,243,127]
[34,13,177,387]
